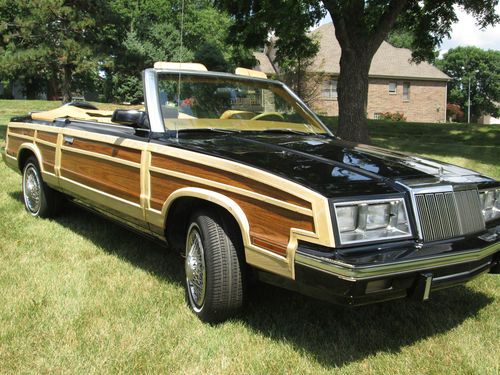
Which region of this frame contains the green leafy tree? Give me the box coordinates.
[277,36,324,106]
[217,0,499,143]
[387,30,415,50]
[0,0,123,102]
[386,29,439,63]
[107,0,239,102]
[438,46,500,121]
[194,43,230,72]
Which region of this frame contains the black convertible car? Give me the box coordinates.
[4,62,499,322]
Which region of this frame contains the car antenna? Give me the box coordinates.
[175,0,185,140]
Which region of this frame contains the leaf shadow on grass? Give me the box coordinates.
[9,192,494,369]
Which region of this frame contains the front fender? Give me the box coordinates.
[161,187,251,246]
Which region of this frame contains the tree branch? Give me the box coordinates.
[323,0,351,51]
[370,0,409,53]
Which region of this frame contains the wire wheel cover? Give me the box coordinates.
[185,225,207,309]
[23,165,41,214]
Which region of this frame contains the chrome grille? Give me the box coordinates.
[415,189,485,242]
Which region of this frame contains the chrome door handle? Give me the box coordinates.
[63,136,74,144]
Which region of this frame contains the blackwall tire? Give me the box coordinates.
[184,210,245,323]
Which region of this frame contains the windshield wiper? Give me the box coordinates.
[176,128,241,134]
[258,128,317,136]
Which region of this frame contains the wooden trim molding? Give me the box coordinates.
[65,137,142,164]
[60,152,141,204]
[7,121,336,279]
[37,131,58,144]
[6,136,24,157]
[38,143,56,173]
[9,128,35,137]
[150,172,314,256]
[151,154,311,209]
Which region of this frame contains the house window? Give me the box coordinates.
[403,82,410,101]
[322,79,338,99]
[374,112,382,120]
[388,82,397,94]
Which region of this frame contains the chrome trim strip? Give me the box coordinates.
[295,241,500,281]
[432,261,492,282]
[403,183,454,240]
[423,273,432,300]
[280,83,334,136]
[143,69,164,133]
[63,136,74,144]
[150,68,333,136]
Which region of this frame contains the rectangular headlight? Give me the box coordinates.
[479,188,500,222]
[366,203,391,230]
[336,205,357,232]
[334,198,412,245]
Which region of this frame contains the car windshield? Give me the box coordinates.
[157,73,328,135]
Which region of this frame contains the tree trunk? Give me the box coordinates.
[47,76,59,101]
[323,0,409,144]
[3,81,14,99]
[61,64,73,103]
[336,49,372,144]
[25,78,38,100]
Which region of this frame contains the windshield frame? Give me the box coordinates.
[143,68,333,136]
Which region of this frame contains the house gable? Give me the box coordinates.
[308,22,449,81]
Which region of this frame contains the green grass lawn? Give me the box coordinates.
[1,99,499,374]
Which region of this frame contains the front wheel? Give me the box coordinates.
[184,210,245,323]
[22,156,60,218]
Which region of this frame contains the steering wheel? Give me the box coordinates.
[251,112,284,121]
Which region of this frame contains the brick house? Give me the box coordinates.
[254,23,450,123]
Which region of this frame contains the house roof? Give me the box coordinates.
[253,51,276,75]
[309,23,450,81]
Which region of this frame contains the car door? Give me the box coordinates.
[58,120,148,229]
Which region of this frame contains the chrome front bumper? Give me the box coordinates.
[296,228,500,282]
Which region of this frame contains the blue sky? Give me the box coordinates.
[319,5,500,55]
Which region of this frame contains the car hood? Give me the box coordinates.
[160,133,493,198]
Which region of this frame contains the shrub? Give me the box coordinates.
[446,103,464,122]
[377,112,407,121]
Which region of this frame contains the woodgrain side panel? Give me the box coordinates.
[61,152,141,203]
[38,144,56,173]
[150,172,314,255]
[66,138,142,163]
[37,131,58,144]
[6,136,25,157]
[9,128,35,137]
[151,154,311,209]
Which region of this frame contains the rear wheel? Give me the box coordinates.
[22,156,60,218]
[184,210,245,323]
